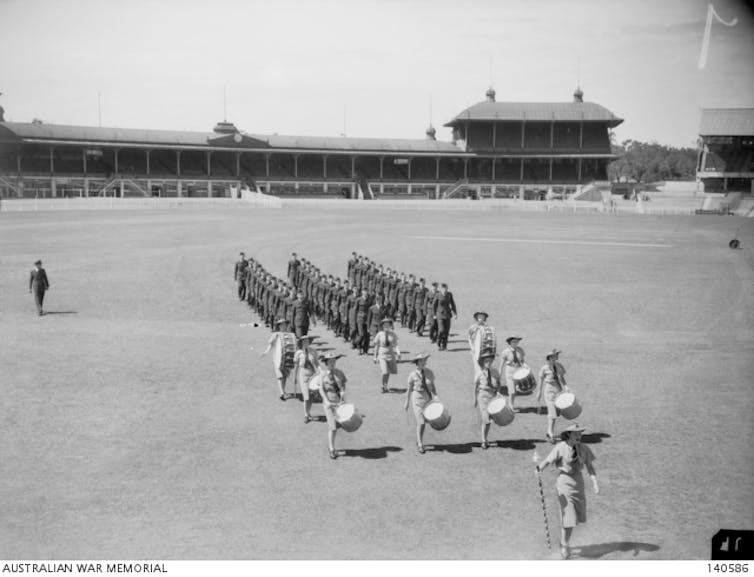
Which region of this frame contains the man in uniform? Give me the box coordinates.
[29,259,50,316]
[347,252,358,284]
[413,278,428,336]
[292,289,314,338]
[397,273,408,326]
[405,274,417,331]
[433,283,458,351]
[355,287,372,355]
[287,252,300,287]
[234,252,248,301]
[426,281,439,343]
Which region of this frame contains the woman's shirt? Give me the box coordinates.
[500,346,525,368]
[544,441,595,476]
[475,367,501,395]
[539,362,566,391]
[407,368,435,395]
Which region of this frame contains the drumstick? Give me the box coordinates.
[532,451,552,549]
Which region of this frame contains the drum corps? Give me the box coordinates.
[237,250,593,558]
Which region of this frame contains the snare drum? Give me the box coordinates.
[423,401,451,431]
[335,403,363,432]
[273,333,297,371]
[554,392,582,420]
[512,365,537,395]
[487,396,515,427]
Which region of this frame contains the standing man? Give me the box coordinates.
[234,252,248,301]
[29,259,50,316]
[355,287,371,355]
[287,252,300,287]
[397,273,408,327]
[413,278,428,337]
[405,274,417,332]
[426,282,440,343]
[433,283,458,351]
[292,289,314,338]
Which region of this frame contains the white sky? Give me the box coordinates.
[0,0,752,147]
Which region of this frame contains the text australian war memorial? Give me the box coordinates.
[0,87,623,200]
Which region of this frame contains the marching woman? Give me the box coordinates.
[312,352,348,460]
[260,319,296,401]
[404,352,437,454]
[536,348,569,443]
[373,317,401,393]
[473,353,502,449]
[292,335,319,423]
[535,423,599,559]
[498,336,525,411]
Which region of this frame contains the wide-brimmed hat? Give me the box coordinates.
[319,351,344,361]
[34,260,42,265]
[473,311,488,320]
[560,423,586,437]
[506,336,522,344]
[380,317,394,325]
[479,352,495,361]
[545,348,562,359]
[275,318,289,326]
[413,352,431,363]
[298,335,315,344]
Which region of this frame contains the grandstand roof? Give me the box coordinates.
[699,108,754,136]
[0,121,464,154]
[444,101,624,127]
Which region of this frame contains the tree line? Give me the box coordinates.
[608,140,698,183]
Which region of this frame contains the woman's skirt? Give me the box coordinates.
[411,390,431,424]
[556,471,587,528]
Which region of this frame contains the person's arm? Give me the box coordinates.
[536,445,559,472]
[536,368,545,402]
[498,350,507,374]
[395,338,401,360]
[260,334,275,357]
[404,374,414,410]
[450,293,457,318]
[583,445,599,493]
[43,270,49,290]
[559,364,568,389]
[473,373,480,406]
[29,271,33,292]
[373,332,381,363]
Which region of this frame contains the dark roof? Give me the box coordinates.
[699,108,754,136]
[0,121,463,154]
[445,101,623,127]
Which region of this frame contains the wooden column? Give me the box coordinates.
[491,158,496,181]
[351,156,356,179]
[577,158,582,182]
[49,147,55,174]
[145,149,151,176]
[579,122,584,149]
[550,121,554,148]
[206,151,212,177]
[492,122,497,149]
[549,158,553,182]
[521,121,526,148]
[323,155,328,179]
[235,152,241,177]
[294,155,299,179]
[114,149,119,174]
[435,157,440,180]
[463,158,468,179]
[265,154,270,178]
[520,159,525,181]
[82,148,87,175]
[407,158,412,180]
[379,157,384,180]
[176,151,181,176]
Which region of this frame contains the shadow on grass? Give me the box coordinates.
[315,346,335,352]
[446,339,466,344]
[581,432,611,444]
[386,387,407,394]
[428,442,476,454]
[341,446,403,459]
[515,406,543,415]
[446,347,471,353]
[43,311,78,315]
[496,438,549,450]
[575,541,660,559]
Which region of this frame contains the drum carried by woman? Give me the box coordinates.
[260,319,298,401]
[468,312,497,376]
[373,317,401,393]
[536,348,574,444]
[474,353,504,449]
[292,335,319,423]
[310,351,349,459]
[404,352,440,454]
[499,336,529,410]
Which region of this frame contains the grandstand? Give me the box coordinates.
[0,87,621,200]
[697,108,754,198]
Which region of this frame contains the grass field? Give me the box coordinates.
[1,206,752,560]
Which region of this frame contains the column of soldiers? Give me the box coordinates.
[235,250,459,353]
[235,252,315,338]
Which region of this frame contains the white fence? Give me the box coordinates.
[0,196,725,217]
